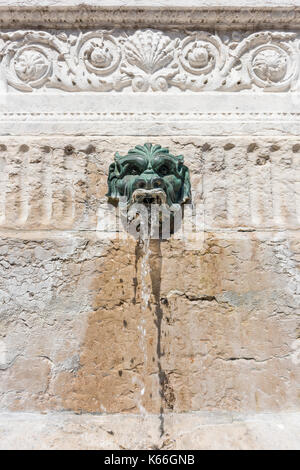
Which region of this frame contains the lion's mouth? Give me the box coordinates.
[132,188,167,206]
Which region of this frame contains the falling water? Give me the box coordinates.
[132,211,166,437]
[139,235,151,365]
[133,228,152,416]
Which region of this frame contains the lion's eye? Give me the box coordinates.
[128,166,140,175]
[158,165,170,176]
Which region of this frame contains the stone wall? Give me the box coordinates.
[0,137,299,417]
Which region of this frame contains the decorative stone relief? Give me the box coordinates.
[0,29,299,92]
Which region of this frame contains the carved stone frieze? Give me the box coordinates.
[0,29,299,93]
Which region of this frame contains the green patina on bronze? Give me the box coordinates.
[107,143,191,207]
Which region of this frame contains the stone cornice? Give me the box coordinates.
[1,2,300,29]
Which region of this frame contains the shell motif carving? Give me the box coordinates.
[125,30,175,74]
[122,30,179,92]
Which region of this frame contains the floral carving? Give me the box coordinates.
[77,32,121,76]
[85,42,113,68]
[252,48,287,83]
[248,43,296,90]
[179,33,225,77]
[187,44,210,69]
[0,29,298,93]
[14,48,49,83]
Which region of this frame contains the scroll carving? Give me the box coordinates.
[0,29,299,93]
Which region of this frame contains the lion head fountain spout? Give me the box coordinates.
[106,144,191,425]
[107,143,191,212]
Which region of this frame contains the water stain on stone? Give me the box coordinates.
[48,232,284,418]
[54,238,160,414]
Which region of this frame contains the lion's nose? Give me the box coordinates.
[134,177,164,190]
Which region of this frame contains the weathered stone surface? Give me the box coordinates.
[0,136,299,230]
[0,136,299,421]
[0,411,300,450]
